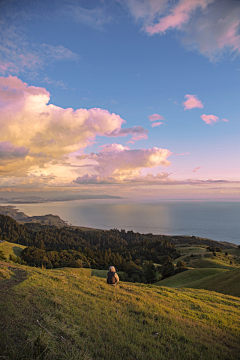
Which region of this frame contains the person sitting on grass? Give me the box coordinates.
[107,266,119,286]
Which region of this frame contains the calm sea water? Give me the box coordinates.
[9,200,240,245]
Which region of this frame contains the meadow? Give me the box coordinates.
[0,259,240,360]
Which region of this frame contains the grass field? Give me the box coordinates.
[174,246,207,265]
[185,268,240,297]
[189,258,238,270]
[154,268,228,288]
[0,261,240,360]
[0,240,26,259]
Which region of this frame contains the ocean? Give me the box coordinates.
[9,200,240,246]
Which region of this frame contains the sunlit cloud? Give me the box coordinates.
[183,94,204,110]
[0,76,149,177]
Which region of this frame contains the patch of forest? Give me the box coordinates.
[0,214,235,284]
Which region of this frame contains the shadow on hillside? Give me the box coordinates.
[13,246,24,257]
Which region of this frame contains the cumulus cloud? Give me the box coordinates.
[148,113,164,121]
[200,114,219,125]
[0,76,149,176]
[183,94,204,110]
[74,143,172,184]
[122,0,240,59]
[151,122,163,128]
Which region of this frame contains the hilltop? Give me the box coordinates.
[0,261,240,360]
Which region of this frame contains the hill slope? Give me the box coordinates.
[0,240,26,259]
[0,261,239,360]
[155,268,228,288]
[184,268,240,297]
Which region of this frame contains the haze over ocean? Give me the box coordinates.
[11,200,240,246]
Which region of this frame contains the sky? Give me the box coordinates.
[0,0,240,200]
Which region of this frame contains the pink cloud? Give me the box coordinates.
[148,114,164,122]
[123,0,240,59]
[222,118,229,122]
[145,0,213,34]
[201,114,219,125]
[74,144,172,184]
[151,122,163,128]
[183,94,204,110]
[0,62,19,75]
[192,167,202,172]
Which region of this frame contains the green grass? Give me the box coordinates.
[189,258,238,270]
[155,268,228,288]
[0,265,14,279]
[184,268,240,297]
[174,246,206,265]
[0,240,26,259]
[0,261,240,360]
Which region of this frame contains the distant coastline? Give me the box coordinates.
[0,195,122,204]
[0,204,238,248]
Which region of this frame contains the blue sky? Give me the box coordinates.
[0,0,240,199]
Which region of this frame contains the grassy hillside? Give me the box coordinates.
[174,245,207,265]
[0,261,240,360]
[189,258,238,270]
[155,268,228,288]
[0,240,26,259]
[184,268,240,297]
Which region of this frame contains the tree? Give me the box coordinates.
[176,260,186,267]
[161,259,175,279]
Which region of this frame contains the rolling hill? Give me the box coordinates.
[0,261,240,360]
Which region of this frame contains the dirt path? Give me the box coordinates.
[0,261,27,304]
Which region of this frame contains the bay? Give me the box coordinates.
[10,200,240,245]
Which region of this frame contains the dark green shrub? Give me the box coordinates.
[177,260,186,267]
